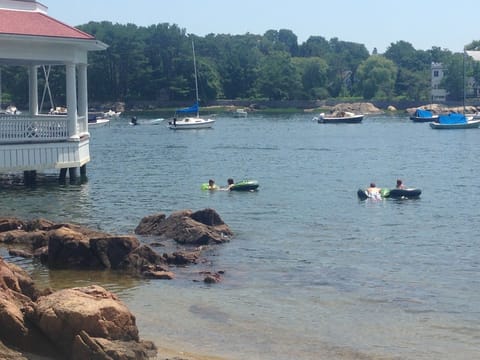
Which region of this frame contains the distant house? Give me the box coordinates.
[0,0,107,183]
[431,62,447,102]
[431,57,480,102]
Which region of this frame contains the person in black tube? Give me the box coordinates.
[396,179,406,189]
[225,178,235,190]
[367,182,381,199]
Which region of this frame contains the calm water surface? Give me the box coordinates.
[1,113,479,359]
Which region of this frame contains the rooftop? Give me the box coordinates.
[0,3,93,40]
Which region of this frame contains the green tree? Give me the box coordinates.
[203,34,262,99]
[299,36,330,57]
[356,55,397,99]
[255,51,301,100]
[326,38,369,97]
[292,57,329,99]
[442,53,464,101]
[262,29,298,56]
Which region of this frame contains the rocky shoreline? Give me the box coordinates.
[0,208,232,359]
[97,100,480,117]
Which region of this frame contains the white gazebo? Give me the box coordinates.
[0,0,107,183]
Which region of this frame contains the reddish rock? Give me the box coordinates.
[8,249,33,258]
[135,208,233,245]
[143,270,175,280]
[123,244,167,272]
[201,271,223,284]
[31,285,143,357]
[0,258,58,357]
[90,235,140,268]
[72,330,157,360]
[134,212,167,235]
[0,217,25,233]
[163,250,200,265]
[3,230,49,250]
[47,227,101,269]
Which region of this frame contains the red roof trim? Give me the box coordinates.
[0,9,94,40]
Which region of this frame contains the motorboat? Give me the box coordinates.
[88,113,110,128]
[103,109,122,118]
[233,108,248,118]
[314,111,363,124]
[88,118,110,128]
[429,113,479,129]
[49,106,67,115]
[410,109,438,122]
[4,105,21,115]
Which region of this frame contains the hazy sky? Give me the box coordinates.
[43,0,478,53]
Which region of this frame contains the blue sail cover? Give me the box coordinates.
[438,113,467,124]
[176,102,199,113]
[415,109,433,118]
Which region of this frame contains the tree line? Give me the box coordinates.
[2,21,480,109]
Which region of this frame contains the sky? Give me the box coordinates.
[43,0,479,54]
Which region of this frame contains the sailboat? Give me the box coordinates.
[429,49,480,129]
[168,41,215,130]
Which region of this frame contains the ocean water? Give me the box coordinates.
[1,113,479,359]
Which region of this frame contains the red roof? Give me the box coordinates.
[0,9,94,40]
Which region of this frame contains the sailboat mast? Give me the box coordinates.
[463,48,466,113]
[192,40,200,117]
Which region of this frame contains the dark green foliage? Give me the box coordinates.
[1,22,473,107]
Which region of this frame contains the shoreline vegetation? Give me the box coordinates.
[95,100,480,118]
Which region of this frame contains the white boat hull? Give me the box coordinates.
[429,119,480,129]
[88,118,110,128]
[168,117,215,129]
[315,112,364,123]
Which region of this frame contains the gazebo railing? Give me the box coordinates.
[0,115,69,143]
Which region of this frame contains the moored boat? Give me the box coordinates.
[168,111,215,130]
[168,41,215,130]
[233,108,248,118]
[410,109,438,122]
[314,111,363,124]
[88,113,110,128]
[103,109,121,118]
[429,113,479,129]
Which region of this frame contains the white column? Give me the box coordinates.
[77,63,88,134]
[29,65,38,116]
[66,63,78,139]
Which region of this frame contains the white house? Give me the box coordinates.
[431,62,447,102]
[0,0,107,183]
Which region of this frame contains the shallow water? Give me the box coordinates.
[1,113,479,359]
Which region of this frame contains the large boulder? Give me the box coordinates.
[3,230,49,250]
[135,208,233,245]
[331,102,381,114]
[0,258,58,357]
[30,285,156,359]
[0,256,157,359]
[72,330,157,360]
[47,227,102,269]
[90,235,141,269]
[0,217,25,233]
